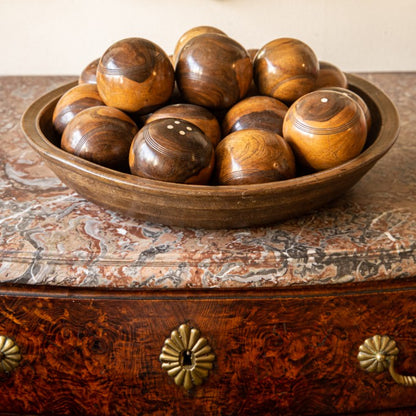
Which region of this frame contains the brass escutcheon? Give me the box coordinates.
[358,334,416,386]
[0,335,22,373]
[159,323,215,391]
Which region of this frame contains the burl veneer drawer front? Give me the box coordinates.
[1,282,416,415]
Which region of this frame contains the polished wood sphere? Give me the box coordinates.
[283,90,367,171]
[97,37,174,114]
[129,118,214,184]
[52,83,105,135]
[176,33,253,110]
[215,129,296,185]
[145,103,221,147]
[315,61,348,89]
[222,95,288,137]
[172,26,227,67]
[61,106,138,171]
[79,58,99,84]
[318,86,372,131]
[254,38,319,103]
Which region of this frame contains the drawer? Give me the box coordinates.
[1,281,416,415]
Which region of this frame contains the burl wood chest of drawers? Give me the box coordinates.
[1,74,415,415]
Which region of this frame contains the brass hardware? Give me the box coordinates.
[0,335,22,373]
[159,323,215,391]
[358,334,416,386]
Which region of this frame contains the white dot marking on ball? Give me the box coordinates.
[321,97,329,103]
[179,130,186,135]
[174,120,181,124]
[186,126,192,131]
[167,125,174,129]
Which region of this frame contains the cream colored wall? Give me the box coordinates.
[1,0,415,75]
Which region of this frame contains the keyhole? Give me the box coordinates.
[181,350,194,369]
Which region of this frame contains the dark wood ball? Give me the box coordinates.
[315,61,348,89]
[222,95,288,137]
[172,26,227,67]
[61,106,138,171]
[254,38,319,103]
[318,86,372,131]
[79,58,99,84]
[129,118,214,184]
[145,103,221,147]
[176,33,253,110]
[215,129,296,185]
[283,90,367,171]
[96,37,174,114]
[52,83,105,135]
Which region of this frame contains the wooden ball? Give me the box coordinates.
[315,61,348,89]
[318,86,372,131]
[222,95,288,137]
[79,58,99,84]
[129,118,214,184]
[52,83,105,135]
[176,33,253,110]
[254,38,319,103]
[172,26,227,67]
[61,106,138,171]
[145,103,221,147]
[283,90,367,171]
[215,129,296,185]
[97,37,174,114]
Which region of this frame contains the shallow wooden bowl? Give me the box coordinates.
[21,74,399,229]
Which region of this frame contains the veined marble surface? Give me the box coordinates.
[0,74,415,289]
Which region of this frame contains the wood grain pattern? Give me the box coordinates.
[129,118,214,184]
[318,86,372,131]
[222,95,288,137]
[176,33,253,110]
[52,83,104,135]
[283,89,367,171]
[97,38,174,114]
[78,58,99,85]
[215,129,296,185]
[172,26,227,67]
[1,279,416,415]
[146,103,221,147]
[254,38,319,103]
[61,105,138,172]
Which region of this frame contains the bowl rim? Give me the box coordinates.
[21,73,400,199]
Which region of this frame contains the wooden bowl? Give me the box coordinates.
[21,74,399,229]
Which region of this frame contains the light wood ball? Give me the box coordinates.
[254,38,319,103]
[283,90,367,171]
[97,37,174,114]
[215,129,296,185]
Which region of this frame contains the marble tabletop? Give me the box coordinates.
[0,74,415,289]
